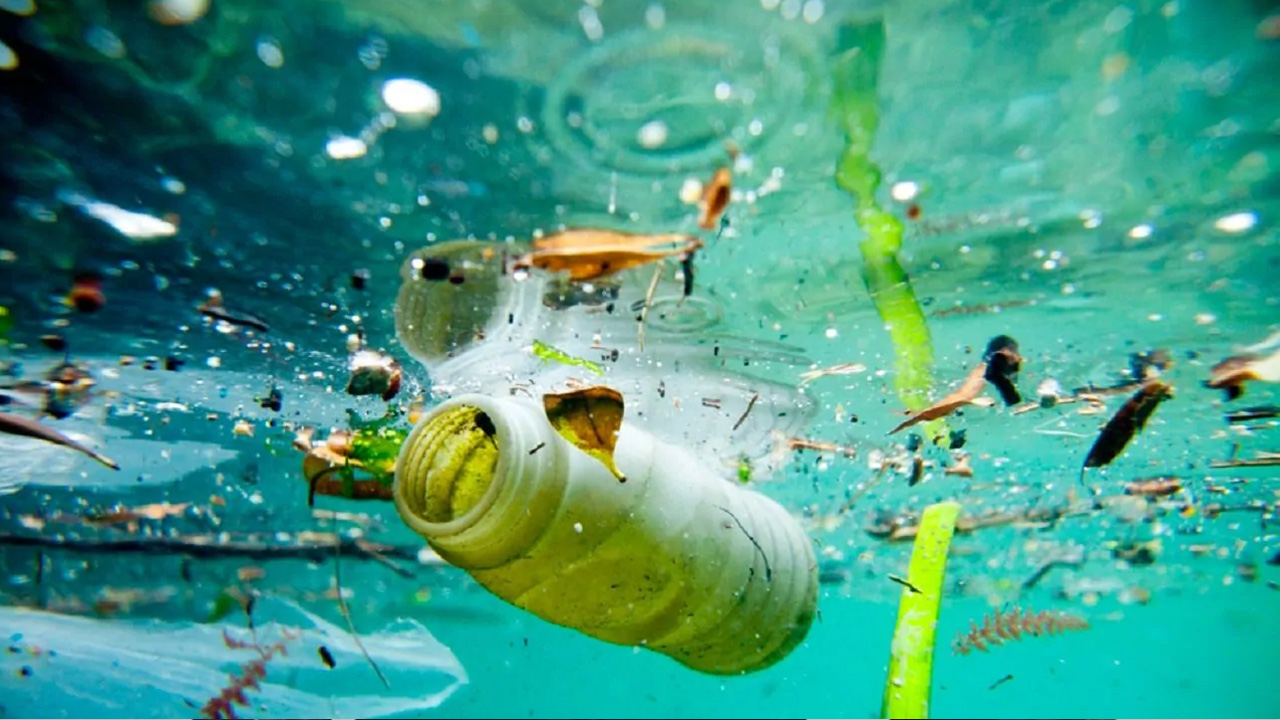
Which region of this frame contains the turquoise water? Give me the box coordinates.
[1,0,1277,718]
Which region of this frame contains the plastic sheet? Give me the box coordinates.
[0,598,467,719]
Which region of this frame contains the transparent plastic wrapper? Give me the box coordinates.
[394,238,818,482]
[0,598,467,719]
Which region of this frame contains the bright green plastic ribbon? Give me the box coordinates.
[881,500,961,719]
[831,19,945,442]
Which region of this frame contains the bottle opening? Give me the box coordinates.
[398,403,501,526]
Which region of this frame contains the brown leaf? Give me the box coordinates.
[888,363,992,435]
[1206,347,1280,400]
[699,167,732,230]
[0,411,119,470]
[516,229,702,282]
[1083,378,1173,469]
[302,444,393,504]
[543,386,627,482]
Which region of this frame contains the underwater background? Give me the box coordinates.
[0,0,1278,718]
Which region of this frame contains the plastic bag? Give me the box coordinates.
[0,597,467,719]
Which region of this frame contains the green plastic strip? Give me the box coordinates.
[831,19,946,443]
[881,500,961,720]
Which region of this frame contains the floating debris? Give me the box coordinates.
[1124,476,1182,497]
[66,272,105,313]
[531,339,604,376]
[543,386,626,482]
[85,502,190,525]
[698,167,732,231]
[39,335,67,353]
[198,290,270,333]
[1209,451,1280,469]
[1206,342,1280,400]
[981,335,1023,406]
[1021,551,1085,590]
[0,412,119,469]
[944,452,973,477]
[988,674,1014,691]
[1112,539,1159,566]
[888,574,921,594]
[907,455,925,486]
[298,427,401,505]
[952,606,1089,655]
[345,350,403,401]
[732,392,759,432]
[257,386,283,412]
[1225,406,1280,423]
[889,363,993,435]
[1129,349,1173,381]
[1012,390,1107,416]
[41,359,97,419]
[512,228,703,283]
[786,437,857,458]
[797,362,867,388]
[350,268,370,290]
[1082,378,1173,474]
[929,299,1036,318]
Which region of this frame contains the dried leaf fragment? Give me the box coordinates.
[1082,378,1172,470]
[1124,476,1181,497]
[982,335,1023,406]
[888,363,992,435]
[513,228,702,282]
[798,362,868,388]
[699,167,732,230]
[543,386,626,481]
[0,411,119,470]
[1206,345,1280,400]
[944,453,974,478]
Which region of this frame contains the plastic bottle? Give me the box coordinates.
[393,391,819,675]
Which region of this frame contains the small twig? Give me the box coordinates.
[838,464,888,515]
[788,437,857,457]
[988,674,1014,691]
[333,540,390,688]
[0,532,425,567]
[1035,428,1093,439]
[1209,454,1280,469]
[1032,414,1091,439]
[716,506,772,582]
[1021,556,1084,590]
[352,538,412,579]
[888,574,921,594]
[732,392,760,432]
[637,260,664,352]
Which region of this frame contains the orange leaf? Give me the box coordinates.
[699,167,732,230]
[888,363,992,435]
[543,385,627,481]
[516,228,702,282]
